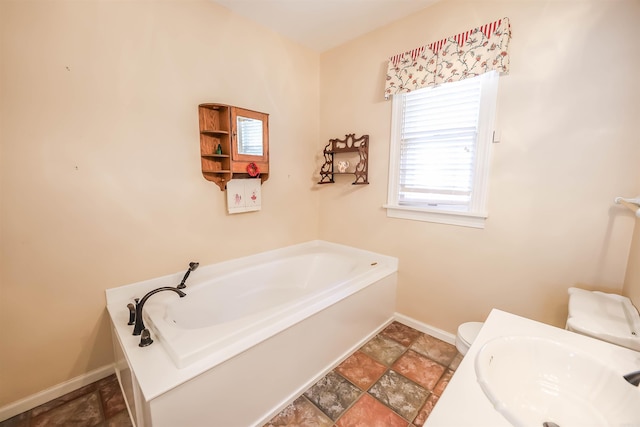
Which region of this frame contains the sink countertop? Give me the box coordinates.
[425,309,640,427]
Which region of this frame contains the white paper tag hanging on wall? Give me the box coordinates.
[227,179,261,214]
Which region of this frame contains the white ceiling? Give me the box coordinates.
[213,0,438,52]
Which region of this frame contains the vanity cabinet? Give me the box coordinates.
[198,104,269,191]
[318,134,369,185]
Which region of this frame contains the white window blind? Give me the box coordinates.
[386,71,498,228]
[400,77,482,210]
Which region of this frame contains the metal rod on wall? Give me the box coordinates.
[615,196,640,218]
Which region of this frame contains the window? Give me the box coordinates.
[385,71,499,228]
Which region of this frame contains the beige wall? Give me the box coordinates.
[318,1,640,331]
[0,1,320,406]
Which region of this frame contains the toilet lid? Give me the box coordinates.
[458,322,484,345]
[567,287,640,351]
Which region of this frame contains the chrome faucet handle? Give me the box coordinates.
[139,329,154,347]
[127,303,136,325]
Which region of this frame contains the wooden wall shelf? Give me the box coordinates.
[198,103,269,191]
[318,134,369,185]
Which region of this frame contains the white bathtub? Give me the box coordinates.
[145,244,392,369]
[106,240,398,427]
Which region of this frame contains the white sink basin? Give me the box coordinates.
[475,336,640,427]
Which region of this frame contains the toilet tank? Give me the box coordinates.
[566,287,640,351]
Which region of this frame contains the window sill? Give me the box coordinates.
[383,204,487,229]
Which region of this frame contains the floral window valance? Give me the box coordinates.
[384,17,511,99]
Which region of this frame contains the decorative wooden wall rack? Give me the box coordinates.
[318,134,369,185]
[198,103,269,191]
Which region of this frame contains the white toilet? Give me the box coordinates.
[455,321,484,355]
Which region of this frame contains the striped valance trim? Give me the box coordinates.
[428,18,504,55]
[390,18,505,67]
[389,46,426,67]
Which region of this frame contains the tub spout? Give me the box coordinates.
[133,287,186,336]
[177,261,199,289]
[624,370,640,386]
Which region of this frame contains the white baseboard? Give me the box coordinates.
[394,312,456,345]
[0,364,115,422]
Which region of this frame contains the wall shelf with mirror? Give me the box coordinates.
[198,103,269,191]
[318,134,369,185]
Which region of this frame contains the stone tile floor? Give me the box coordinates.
[264,321,462,427]
[0,374,132,427]
[0,321,460,427]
